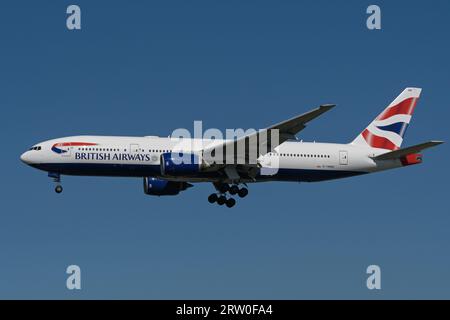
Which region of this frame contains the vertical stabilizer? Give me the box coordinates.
[351,88,421,150]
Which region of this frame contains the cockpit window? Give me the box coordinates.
[29,146,42,151]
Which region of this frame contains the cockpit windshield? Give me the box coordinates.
[29,146,42,151]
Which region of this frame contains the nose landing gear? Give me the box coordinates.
[49,172,63,194]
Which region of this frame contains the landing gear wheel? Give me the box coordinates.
[55,185,63,194]
[208,193,218,203]
[229,185,239,195]
[225,198,236,208]
[238,187,248,198]
[217,195,227,206]
[218,184,230,194]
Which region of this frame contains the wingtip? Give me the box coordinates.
[320,104,336,109]
[431,140,444,145]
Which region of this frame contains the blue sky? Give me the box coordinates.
[0,0,449,299]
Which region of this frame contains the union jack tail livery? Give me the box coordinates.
[351,87,421,150]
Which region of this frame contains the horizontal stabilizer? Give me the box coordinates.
[372,140,444,160]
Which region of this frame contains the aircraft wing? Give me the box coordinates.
[371,140,444,160]
[201,104,335,167]
[268,104,336,139]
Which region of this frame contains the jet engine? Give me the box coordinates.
[143,177,192,196]
[160,152,201,176]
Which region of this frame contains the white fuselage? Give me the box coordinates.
[20,135,403,183]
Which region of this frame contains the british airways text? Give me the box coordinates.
[75,152,151,161]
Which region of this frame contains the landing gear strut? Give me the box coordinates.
[49,172,63,194]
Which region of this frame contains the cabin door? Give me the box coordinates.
[130,144,140,155]
[339,150,348,165]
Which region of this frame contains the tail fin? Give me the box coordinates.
[351,87,422,150]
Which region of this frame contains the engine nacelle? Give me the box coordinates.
[160,152,201,176]
[143,177,192,196]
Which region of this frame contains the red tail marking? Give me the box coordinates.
[377,97,418,121]
[362,129,399,150]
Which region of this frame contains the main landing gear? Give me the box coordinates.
[49,172,63,194]
[208,183,248,208]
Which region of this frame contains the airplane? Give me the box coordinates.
[20,87,443,208]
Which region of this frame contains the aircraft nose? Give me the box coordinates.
[20,151,31,164]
